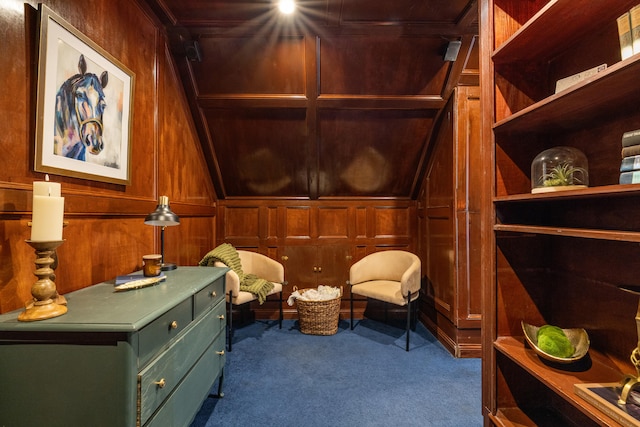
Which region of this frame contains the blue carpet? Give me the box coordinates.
[191,319,482,427]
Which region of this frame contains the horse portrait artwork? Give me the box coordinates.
[54,54,108,161]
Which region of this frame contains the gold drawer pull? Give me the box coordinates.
[218,314,225,320]
[154,379,166,388]
[216,350,225,356]
[211,291,217,297]
[170,321,178,329]
[281,255,289,261]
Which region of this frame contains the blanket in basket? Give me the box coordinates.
[199,243,274,304]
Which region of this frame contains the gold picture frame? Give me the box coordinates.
[34,4,135,185]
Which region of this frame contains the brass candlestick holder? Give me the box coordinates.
[18,240,67,322]
[618,287,640,404]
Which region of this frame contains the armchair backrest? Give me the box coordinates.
[238,250,285,284]
[349,250,421,296]
[214,250,285,297]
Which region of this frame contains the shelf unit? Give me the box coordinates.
[481,0,640,425]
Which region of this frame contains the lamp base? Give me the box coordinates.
[161,262,177,271]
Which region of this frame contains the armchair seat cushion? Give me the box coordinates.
[351,280,418,306]
[229,282,283,305]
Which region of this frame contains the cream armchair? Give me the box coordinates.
[214,250,285,351]
[348,250,421,351]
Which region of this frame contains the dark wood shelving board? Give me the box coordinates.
[492,0,639,63]
[494,224,640,242]
[493,185,640,203]
[493,57,640,136]
[494,336,626,426]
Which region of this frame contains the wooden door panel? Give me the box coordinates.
[282,246,317,290]
[316,244,351,291]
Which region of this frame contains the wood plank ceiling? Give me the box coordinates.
[140,0,479,199]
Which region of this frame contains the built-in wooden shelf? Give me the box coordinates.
[493,184,640,203]
[482,0,640,425]
[495,337,626,426]
[494,224,640,243]
[493,56,640,136]
[492,0,639,64]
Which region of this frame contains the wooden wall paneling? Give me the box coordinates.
[2,3,35,191]
[456,87,482,329]
[0,219,44,313]
[61,217,154,286]
[159,40,218,204]
[222,205,260,239]
[319,36,449,96]
[492,0,549,49]
[372,206,411,238]
[264,205,279,245]
[164,215,216,266]
[204,108,309,197]
[339,0,474,24]
[420,87,481,357]
[283,206,312,240]
[192,35,306,95]
[354,206,367,239]
[455,210,482,328]
[318,109,434,197]
[305,35,320,201]
[426,206,454,318]
[189,33,309,199]
[317,206,349,239]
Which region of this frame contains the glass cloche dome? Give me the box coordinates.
[531,146,589,194]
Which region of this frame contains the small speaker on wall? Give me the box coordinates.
[184,40,202,62]
[443,40,462,62]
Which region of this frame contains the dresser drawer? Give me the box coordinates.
[138,297,192,367]
[144,332,226,427]
[138,303,225,425]
[194,276,224,318]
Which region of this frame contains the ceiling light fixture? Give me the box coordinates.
[278,0,295,15]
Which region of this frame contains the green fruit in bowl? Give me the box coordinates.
[537,324,575,358]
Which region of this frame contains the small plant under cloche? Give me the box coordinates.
[531,146,589,194]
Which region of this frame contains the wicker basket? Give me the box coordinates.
[295,287,342,335]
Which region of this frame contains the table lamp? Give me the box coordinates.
[144,195,180,270]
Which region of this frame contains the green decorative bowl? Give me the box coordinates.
[521,321,590,363]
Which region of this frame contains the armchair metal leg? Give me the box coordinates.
[406,290,411,352]
[227,291,233,352]
[350,288,354,330]
[411,296,418,331]
[279,290,283,329]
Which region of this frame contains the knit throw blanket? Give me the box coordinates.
[199,243,274,304]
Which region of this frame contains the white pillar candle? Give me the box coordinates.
[30,175,64,241]
[33,179,61,197]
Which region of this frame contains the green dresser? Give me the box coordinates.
[0,266,227,427]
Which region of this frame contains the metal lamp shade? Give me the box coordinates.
[144,196,180,270]
[144,196,180,226]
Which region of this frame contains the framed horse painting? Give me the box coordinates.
[34,5,134,185]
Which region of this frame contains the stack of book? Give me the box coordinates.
[620,129,640,184]
[618,4,640,60]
